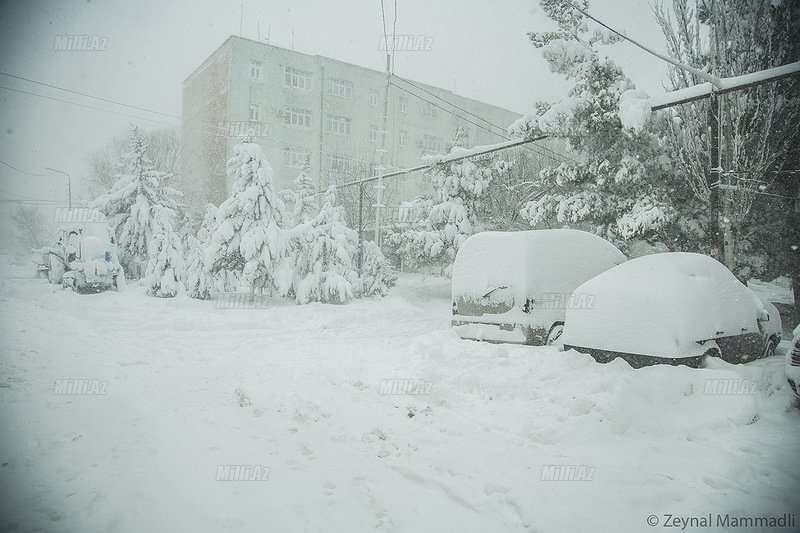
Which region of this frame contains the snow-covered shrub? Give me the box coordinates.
[354,240,396,298]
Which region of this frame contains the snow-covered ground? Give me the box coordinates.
[1,256,799,533]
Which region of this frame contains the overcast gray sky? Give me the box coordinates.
[0,0,673,208]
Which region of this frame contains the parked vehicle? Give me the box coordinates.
[562,252,781,368]
[32,209,124,293]
[757,297,783,358]
[451,229,626,345]
[787,325,800,398]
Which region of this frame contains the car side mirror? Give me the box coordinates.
[757,310,770,322]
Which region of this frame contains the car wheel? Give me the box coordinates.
[763,338,777,358]
[698,346,721,368]
[546,323,564,346]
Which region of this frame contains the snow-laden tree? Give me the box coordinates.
[144,204,185,298]
[292,187,359,304]
[354,240,396,298]
[185,203,217,299]
[93,125,182,278]
[512,2,678,250]
[653,0,800,277]
[280,165,319,227]
[205,134,289,295]
[388,129,510,273]
[177,213,196,250]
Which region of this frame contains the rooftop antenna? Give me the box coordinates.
[291,29,295,50]
[257,22,260,42]
[238,4,243,36]
[266,25,271,44]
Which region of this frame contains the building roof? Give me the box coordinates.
[182,35,522,117]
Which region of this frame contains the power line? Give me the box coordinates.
[392,0,398,72]
[390,74,572,163]
[0,160,57,177]
[0,85,179,127]
[391,74,508,135]
[556,0,721,86]
[389,80,568,164]
[0,72,181,120]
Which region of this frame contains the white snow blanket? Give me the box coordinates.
[0,266,797,532]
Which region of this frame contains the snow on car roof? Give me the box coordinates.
[562,252,764,359]
[451,229,626,304]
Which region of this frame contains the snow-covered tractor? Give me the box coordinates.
[32,209,125,293]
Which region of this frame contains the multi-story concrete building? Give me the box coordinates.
[182,36,523,210]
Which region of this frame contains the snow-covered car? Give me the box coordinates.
[562,252,781,368]
[36,210,125,293]
[756,296,783,358]
[451,229,626,345]
[787,325,800,398]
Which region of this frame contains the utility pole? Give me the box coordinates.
[45,167,71,209]
[374,45,391,245]
[357,182,364,276]
[707,93,722,261]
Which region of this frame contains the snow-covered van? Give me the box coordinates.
[562,252,781,368]
[451,229,626,345]
[34,209,125,293]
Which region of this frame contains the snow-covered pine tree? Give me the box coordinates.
[388,128,510,273]
[144,204,185,297]
[280,163,319,227]
[293,187,359,304]
[177,213,196,251]
[93,125,182,278]
[512,1,675,251]
[185,203,217,299]
[205,133,289,295]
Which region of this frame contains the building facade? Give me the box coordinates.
[182,36,523,210]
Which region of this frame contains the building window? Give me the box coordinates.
[421,103,437,118]
[326,78,353,98]
[249,60,263,80]
[370,89,379,107]
[284,66,312,90]
[326,115,351,135]
[369,125,379,143]
[284,107,311,128]
[420,134,442,153]
[398,97,408,113]
[284,146,310,168]
[249,103,261,122]
[398,130,407,148]
[324,153,352,185]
